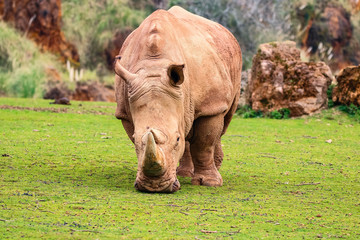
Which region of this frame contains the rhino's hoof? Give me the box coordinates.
[191,176,223,187]
[176,167,194,178]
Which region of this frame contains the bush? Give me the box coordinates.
[236,105,263,118]
[280,108,291,119]
[62,0,146,70]
[7,65,45,98]
[0,21,61,98]
[339,104,360,116]
[236,105,252,116]
[338,104,360,122]
[269,108,291,119]
[237,105,291,119]
[270,110,282,119]
[243,109,263,118]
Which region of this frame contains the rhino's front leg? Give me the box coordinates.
[214,141,224,170]
[190,115,224,187]
[177,141,194,177]
[121,119,135,143]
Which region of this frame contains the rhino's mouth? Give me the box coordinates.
[134,177,180,193]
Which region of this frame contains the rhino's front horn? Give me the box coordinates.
[114,56,137,83]
[142,132,166,177]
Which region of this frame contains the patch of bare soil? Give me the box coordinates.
[0,105,114,115]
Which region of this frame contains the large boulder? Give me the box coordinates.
[249,41,334,117]
[332,66,360,106]
[44,80,115,102]
[72,81,115,102]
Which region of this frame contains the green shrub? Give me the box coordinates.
[270,110,282,119]
[269,108,291,119]
[237,106,290,119]
[339,104,359,116]
[243,109,263,118]
[0,21,62,98]
[280,108,291,119]
[62,0,146,70]
[236,105,252,115]
[236,105,263,118]
[338,104,360,122]
[7,65,45,98]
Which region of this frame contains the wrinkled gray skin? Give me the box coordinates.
[114,6,242,193]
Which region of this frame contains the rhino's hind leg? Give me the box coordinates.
[190,115,223,187]
[177,141,194,177]
[214,141,224,170]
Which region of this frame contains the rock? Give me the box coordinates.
[44,80,115,102]
[72,81,115,102]
[249,41,334,117]
[44,79,71,100]
[0,1,4,17]
[297,2,360,72]
[350,0,360,13]
[50,97,71,105]
[2,0,79,64]
[332,66,360,106]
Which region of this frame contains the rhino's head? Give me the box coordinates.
[115,58,186,193]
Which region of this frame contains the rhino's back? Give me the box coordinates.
[116,7,242,121]
[168,6,242,118]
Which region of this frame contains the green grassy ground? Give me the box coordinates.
[0,98,359,239]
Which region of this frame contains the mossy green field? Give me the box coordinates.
[0,98,359,239]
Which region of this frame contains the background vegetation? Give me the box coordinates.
[61,0,146,70]
[1,2,359,237]
[170,0,294,69]
[1,0,360,98]
[0,22,62,98]
[0,98,359,239]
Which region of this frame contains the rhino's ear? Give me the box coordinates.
[114,56,137,83]
[168,64,185,86]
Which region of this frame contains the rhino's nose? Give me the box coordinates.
[171,179,181,192]
[134,179,180,193]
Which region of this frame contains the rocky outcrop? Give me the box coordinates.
[44,81,115,102]
[249,41,334,117]
[332,66,360,106]
[72,82,115,102]
[2,0,79,65]
[349,0,360,13]
[0,1,4,17]
[297,2,360,72]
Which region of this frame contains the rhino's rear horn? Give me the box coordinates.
[142,132,166,177]
[114,56,137,83]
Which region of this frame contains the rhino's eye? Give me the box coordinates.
[176,137,180,142]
